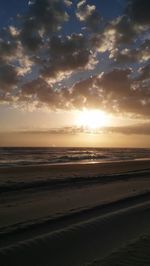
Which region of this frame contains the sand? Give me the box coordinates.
[92,235,150,266]
[0,160,150,265]
[0,159,150,187]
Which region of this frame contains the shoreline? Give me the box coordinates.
[0,157,150,169]
[1,159,150,183]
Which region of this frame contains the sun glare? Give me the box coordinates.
[76,109,110,130]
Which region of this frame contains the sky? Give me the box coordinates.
[0,0,150,147]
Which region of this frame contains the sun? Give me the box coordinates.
[76,109,110,130]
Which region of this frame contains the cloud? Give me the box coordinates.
[41,33,96,82]
[0,63,143,118]
[137,64,150,81]
[64,0,72,7]
[0,25,33,77]
[70,75,99,108]
[110,40,150,63]
[95,68,150,116]
[126,0,150,26]
[139,40,150,62]
[0,60,18,92]
[94,16,135,53]
[97,68,132,96]
[0,1,96,85]
[0,0,149,121]
[21,78,63,109]
[69,68,150,116]
[0,40,17,62]
[105,123,150,135]
[94,0,150,55]
[76,1,102,31]
[20,0,69,51]
[21,122,150,136]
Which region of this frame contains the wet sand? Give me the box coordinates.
[0,160,150,265]
[0,159,150,187]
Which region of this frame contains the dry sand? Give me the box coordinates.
[0,160,150,265]
[92,235,150,266]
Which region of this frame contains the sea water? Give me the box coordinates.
[0,147,149,168]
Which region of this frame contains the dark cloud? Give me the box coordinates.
[97,68,132,97]
[41,33,94,81]
[126,0,150,26]
[137,64,150,81]
[0,60,18,92]
[0,40,17,61]
[68,68,150,116]
[20,0,69,51]
[94,0,150,54]
[112,15,137,43]
[110,40,150,63]
[20,23,42,52]
[70,75,99,108]
[0,1,94,85]
[4,65,144,117]
[21,78,63,109]
[97,68,150,116]
[93,15,137,53]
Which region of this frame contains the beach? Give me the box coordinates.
[0,159,150,265]
[0,0,150,264]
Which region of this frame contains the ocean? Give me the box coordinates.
[0,147,150,168]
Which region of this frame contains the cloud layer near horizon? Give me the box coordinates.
[0,0,150,118]
[15,121,150,136]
